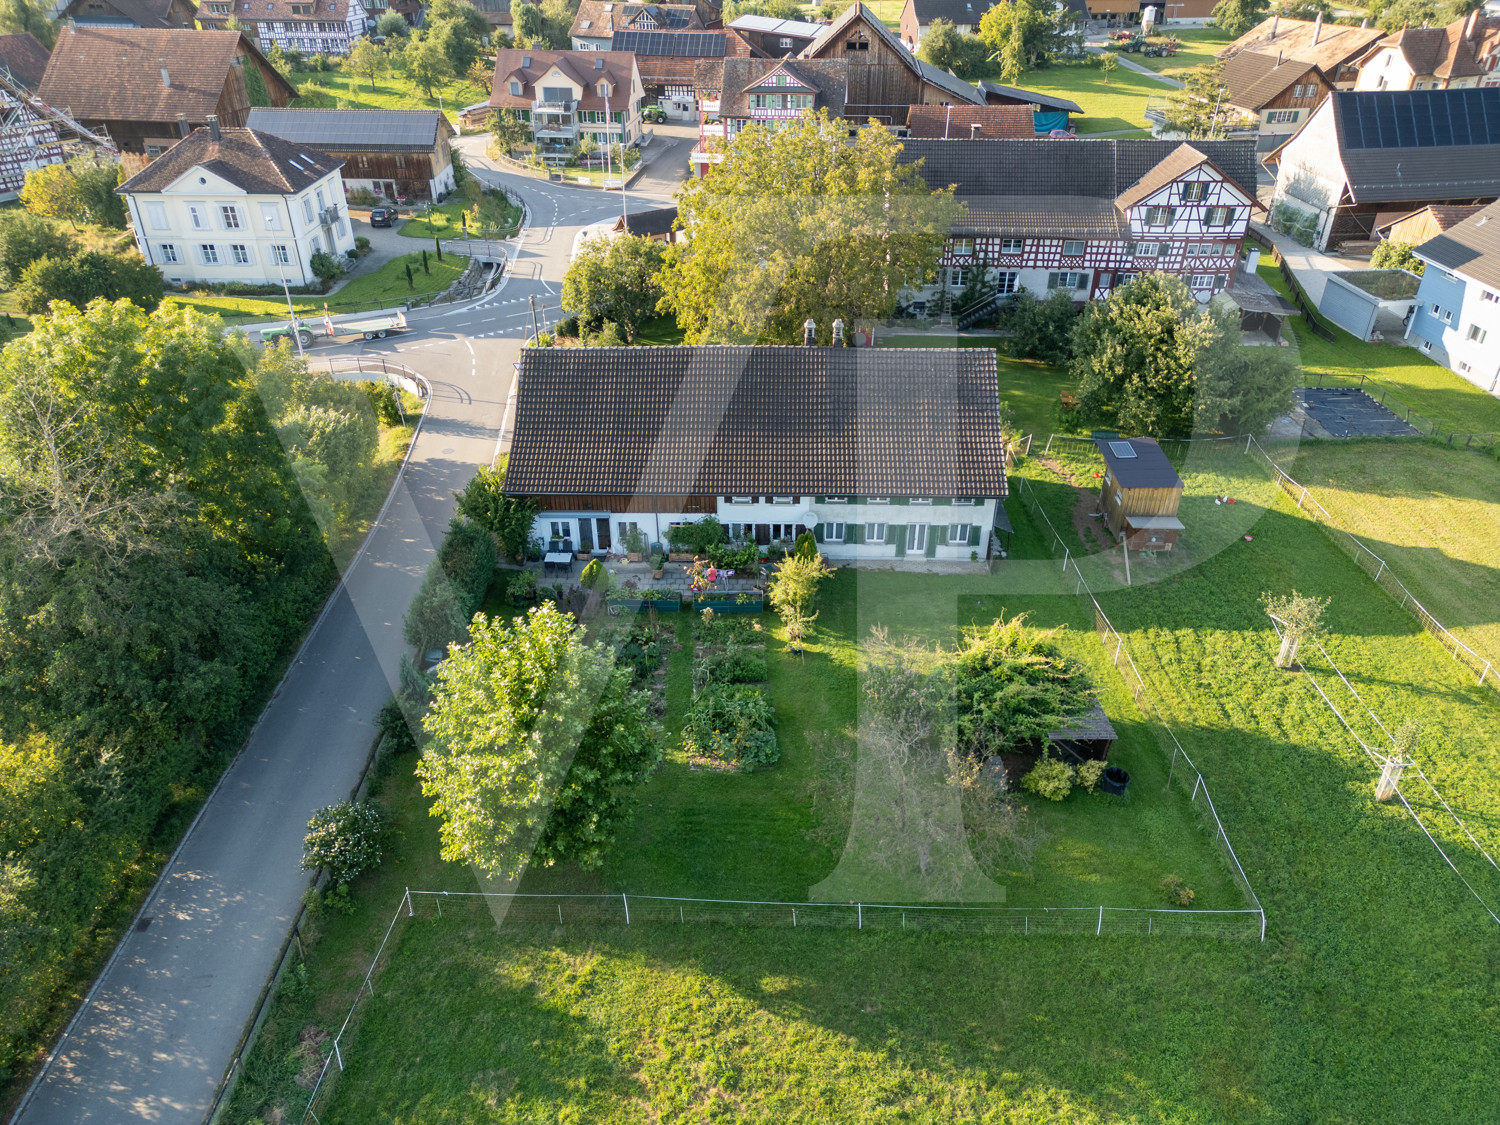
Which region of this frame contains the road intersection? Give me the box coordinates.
[10,141,687,1125]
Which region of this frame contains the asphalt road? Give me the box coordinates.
[10,146,686,1125]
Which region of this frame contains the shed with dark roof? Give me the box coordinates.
[1096,437,1184,550]
[1048,700,1117,764]
[246,108,456,201]
[613,205,679,240]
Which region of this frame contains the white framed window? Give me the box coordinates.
[159,243,179,263]
[823,496,848,503]
[953,498,976,505]
[1180,181,1205,201]
[272,244,291,265]
[509,79,522,95]
[187,202,208,229]
[1001,238,1024,254]
[770,495,794,504]
[1185,243,1200,257]
[1048,271,1087,290]
[866,496,889,504]
[315,188,327,209]
[1144,206,1174,226]
[1466,324,1487,343]
[261,202,282,229]
[822,521,845,543]
[1206,206,1238,227]
[1267,110,1297,124]
[311,236,322,254]
[303,196,315,222]
[906,524,927,552]
[1442,307,1454,324]
[865,522,887,544]
[952,237,974,256]
[549,520,571,539]
[948,522,970,542]
[729,494,754,503]
[1191,274,1216,287]
[231,243,251,264]
[910,497,932,504]
[146,201,169,229]
[995,271,1019,294]
[948,268,968,287]
[1480,289,1499,304]
[1062,240,1085,255]
[1458,360,1472,373]
[199,244,220,264]
[1421,339,1433,352]
[219,204,242,229]
[1138,241,1164,257]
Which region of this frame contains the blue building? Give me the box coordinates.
[1406,198,1500,396]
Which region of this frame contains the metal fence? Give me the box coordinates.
[1246,436,1496,693]
[1006,474,1267,941]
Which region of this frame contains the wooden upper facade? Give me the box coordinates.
[1097,437,1183,549]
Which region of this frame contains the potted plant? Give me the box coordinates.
[650,552,666,579]
[510,568,538,606]
[623,525,647,562]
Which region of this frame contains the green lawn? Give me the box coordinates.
[169,252,467,324]
[289,64,486,126]
[877,337,1074,438]
[1007,61,1163,134]
[1124,27,1233,78]
[1284,440,1500,665]
[1258,262,1500,437]
[225,433,1500,1122]
[397,191,522,239]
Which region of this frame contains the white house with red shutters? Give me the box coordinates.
[898,138,1264,323]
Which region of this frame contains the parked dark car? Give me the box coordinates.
[369,207,394,227]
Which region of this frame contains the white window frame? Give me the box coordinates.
[866,496,889,504]
[729,495,754,504]
[199,243,220,265]
[823,521,845,543]
[1206,206,1238,228]
[159,243,179,263]
[948,522,970,542]
[1144,206,1174,226]
[272,244,291,265]
[910,497,932,505]
[995,271,1019,295]
[1467,324,1488,343]
[1481,289,1499,304]
[823,496,848,504]
[219,204,242,230]
[1000,238,1024,254]
[1180,181,1206,201]
[549,520,571,539]
[230,243,252,265]
[906,524,927,552]
[770,495,794,504]
[302,196,316,223]
[187,202,208,230]
[865,522,887,544]
[1062,240,1085,255]
[952,237,974,256]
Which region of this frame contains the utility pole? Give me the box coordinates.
[275,249,304,358]
[528,293,540,340]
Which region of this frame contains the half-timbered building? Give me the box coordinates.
[37,25,295,156]
[246,107,456,200]
[691,56,845,173]
[897,138,1261,320]
[611,28,756,120]
[198,0,370,57]
[504,342,1010,563]
[0,33,67,200]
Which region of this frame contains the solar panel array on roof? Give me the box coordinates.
[1339,89,1500,150]
[611,29,726,56]
[1108,441,1137,458]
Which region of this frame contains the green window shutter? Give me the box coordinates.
[850,496,863,505]
[924,532,937,559]
[848,524,863,544]
[935,525,949,546]
[968,524,981,547]
[814,496,825,504]
[891,497,910,506]
[933,497,952,506]
[892,525,907,557]
[814,523,824,543]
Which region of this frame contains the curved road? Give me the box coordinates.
[10,139,688,1125]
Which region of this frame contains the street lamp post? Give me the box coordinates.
[274,247,304,359]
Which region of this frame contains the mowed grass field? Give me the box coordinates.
[1285,440,1500,663]
[227,439,1500,1124]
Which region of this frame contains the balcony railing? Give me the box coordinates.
[533,98,577,112]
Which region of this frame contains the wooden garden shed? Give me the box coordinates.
[1096,437,1185,551]
[1047,700,1118,764]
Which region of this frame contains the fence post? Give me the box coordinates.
[1045,433,1054,454]
[1062,546,1069,573]
[333,1039,344,1073]
[1097,905,1103,936]
[1480,662,1491,687]
[1191,773,1202,801]
[857,903,863,929]
[1298,488,1307,509]
[1374,560,1384,583]
[404,888,412,917]
[622,894,630,924]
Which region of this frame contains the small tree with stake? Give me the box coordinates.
[422,248,430,274]
[1376,718,1419,801]
[405,261,414,289]
[1262,589,1331,669]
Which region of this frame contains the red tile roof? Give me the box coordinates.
[905,104,1034,139]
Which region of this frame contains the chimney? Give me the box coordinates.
[176,112,189,136]
[1270,13,1278,38]
[1277,48,1283,65]
[970,121,982,138]
[1465,8,1480,40]
[1311,11,1322,45]
[161,67,171,87]
[832,318,846,346]
[207,114,221,141]
[803,317,816,346]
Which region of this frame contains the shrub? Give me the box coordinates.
[1076,758,1107,793]
[309,250,341,282]
[532,331,553,347]
[300,799,387,886]
[377,696,418,753]
[16,251,162,314]
[683,685,779,769]
[358,380,403,426]
[793,530,817,560]
[1020,755,1074,801]
[704,540,760,571]
[1160,874,1195,907]
[666,516,728,554]
[454,465,537,563]
[354,235,372,254]
[580,558,610,592]
[402,565,468,652]
[693,645,767,690]
[555,314,579,337]
[437,516,497,619]
[622,525,648,555]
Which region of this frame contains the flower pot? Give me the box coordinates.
[652,569,664,579]
[1100,766,1129,796]
[669,552,694,562]
[627,552,644,563]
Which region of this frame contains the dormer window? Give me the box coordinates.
[597,81,609,95]
[509,79,521,95]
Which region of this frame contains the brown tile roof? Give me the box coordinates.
[571,0,702,38]
[38,25,293,124]
[1374,203,1484,235]
[489,47,640,113]
[117,125,342,194]
[1113,142,1211,209]
[906,104,1034,138]
[505,346,1008,498]
[1370,15,1500,80]
[1221,51,1324,111]
[1220,15,1385,72]
[63,0,194,28]
[698,57,847,116]
[0,32,50,90]
[1415,197,1500,290]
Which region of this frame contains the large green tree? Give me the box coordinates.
[425,0,490,73]
[403,31,455,97]
[418,605,661,878]
[1160,61,1238,140]
[1210,0,1270,36]
[0,212,76,288]
[977,0,1070,80]
[659,110,962,344]
[562,234,667,340]
[14,251,162,315]
[0,0,56,47]
[511,0,544,45]
[20,155,126,230]
[917,19,988,78]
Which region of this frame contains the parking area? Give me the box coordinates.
[1296,387,1422,438]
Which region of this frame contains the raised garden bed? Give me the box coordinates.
[693,594,763,613]
[609,591,682,612]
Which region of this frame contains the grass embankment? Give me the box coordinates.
[169,253,468,324]
[228,439,1500,1122]
[397,192,523,239]
[1257,261,1500,436]
[289,64,486,125]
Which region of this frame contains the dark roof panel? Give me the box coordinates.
[1096,437,1183,489]
[1331,89,1500,202]
[245,108,452,152]
[611,29,727,56]
[506,346,1008,498]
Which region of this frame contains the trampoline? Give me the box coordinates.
[1295,388,1421,438]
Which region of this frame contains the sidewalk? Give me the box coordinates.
[1251,221,1373,306]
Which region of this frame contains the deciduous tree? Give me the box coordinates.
[1210,0,1270,35]
[20,155,127,230]
[14,252,162,315]
[977,0,1069,79]
[917,18,988,78]
[1372,240,1424,274]
[347,36,389,92]
[0,212,75,288]
[562,233,667,341]
[405,31,454,97]
[1161,61,1236,139]
[511,0,544,45]
[659,110,961,344]
[418,605,661,878]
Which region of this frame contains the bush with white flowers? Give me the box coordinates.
[300,800,388,887]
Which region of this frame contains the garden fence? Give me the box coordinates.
[1245,436,1496,695]
[293,885,1263,1124]
[1010,473,1268,940]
